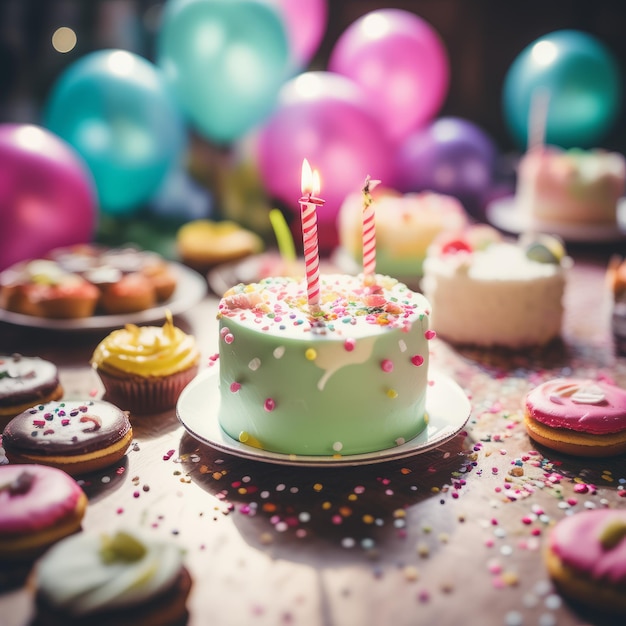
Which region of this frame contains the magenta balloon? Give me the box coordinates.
[0,124,97,270]
[256,71,394,252]
[329,9,449,142]
[265,0,328,69]
[395,117,496,205]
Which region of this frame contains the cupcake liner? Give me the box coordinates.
[97,366,199,414]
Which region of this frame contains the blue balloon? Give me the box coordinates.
[503,30,622,149]
[44,49,187,216]
[158,0,290,144]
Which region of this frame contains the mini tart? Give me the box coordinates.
[31,530,192,626]
[37,279,100,319]
[2,399,133,476]
[0,464,87,562]
[176,219,263,271]
[545,509,626,615]
[0,354,64,428]
[140,258,178,302]
[98,272,157,315]
[524,378,626,457]
[91,311,200,414]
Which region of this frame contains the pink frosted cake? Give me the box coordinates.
[516,146,625,226]
[338,189,469,282]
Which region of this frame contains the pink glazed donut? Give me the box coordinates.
[545,508,626,615]
[0,464,87,564]
[524,378,626,457]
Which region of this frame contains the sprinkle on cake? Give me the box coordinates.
[218,274,425,333]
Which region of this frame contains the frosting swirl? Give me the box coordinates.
[91,312,199,377]
[35,530,184,615]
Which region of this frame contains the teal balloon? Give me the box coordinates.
[158,0,290,144]
[503,30,622,148]
[44,49,187,216]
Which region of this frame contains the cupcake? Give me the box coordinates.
[91,311,200,414]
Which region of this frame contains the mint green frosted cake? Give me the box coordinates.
[216,274,433,456]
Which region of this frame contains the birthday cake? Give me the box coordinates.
[421,228,570,349]
[216,273,433,456]
[516,146,625,226]
[338,188,469,281]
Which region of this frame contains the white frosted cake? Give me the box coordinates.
[338,190,468,281]
[216,274,433,456]
[517,146,625,225]
[422,229,570,349]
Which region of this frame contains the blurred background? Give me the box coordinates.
[0,0,625,268]
[2,1,626,149]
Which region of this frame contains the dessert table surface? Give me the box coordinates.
[1,244,625,626]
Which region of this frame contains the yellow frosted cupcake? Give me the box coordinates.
[91,311,200,414]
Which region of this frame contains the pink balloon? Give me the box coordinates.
[264,0,328,69]
[0,124,97,270]
[329,9,449,142]
[256,71,394,253]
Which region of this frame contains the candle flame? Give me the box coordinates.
[301,158,321,196]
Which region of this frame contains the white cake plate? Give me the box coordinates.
[486,196,626,243]
[176,369,471,467]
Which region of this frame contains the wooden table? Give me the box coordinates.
[1,248,625,626]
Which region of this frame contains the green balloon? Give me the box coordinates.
[158,0,290,144]
[503,30,622,149]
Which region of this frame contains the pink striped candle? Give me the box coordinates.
[361,175,381,284]
[299,159,325,311]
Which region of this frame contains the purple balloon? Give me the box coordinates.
[256,71,394,252]
[0,124,97,270]
[329,9,449,142]
[395,117,496,204]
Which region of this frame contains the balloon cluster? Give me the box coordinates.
[257,9,467,250]
[0,0,327,268]
[1,1,622,269]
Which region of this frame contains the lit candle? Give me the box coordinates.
[299,159,325,310]
[361,175,381,284]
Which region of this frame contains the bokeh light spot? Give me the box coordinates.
[52,27,77,53]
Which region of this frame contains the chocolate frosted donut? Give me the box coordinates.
[0,355,63,427]
[2,399,133,476]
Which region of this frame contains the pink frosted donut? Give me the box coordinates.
[524,378,626,457]
[0,464,87,561]
[545,509,626,615]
